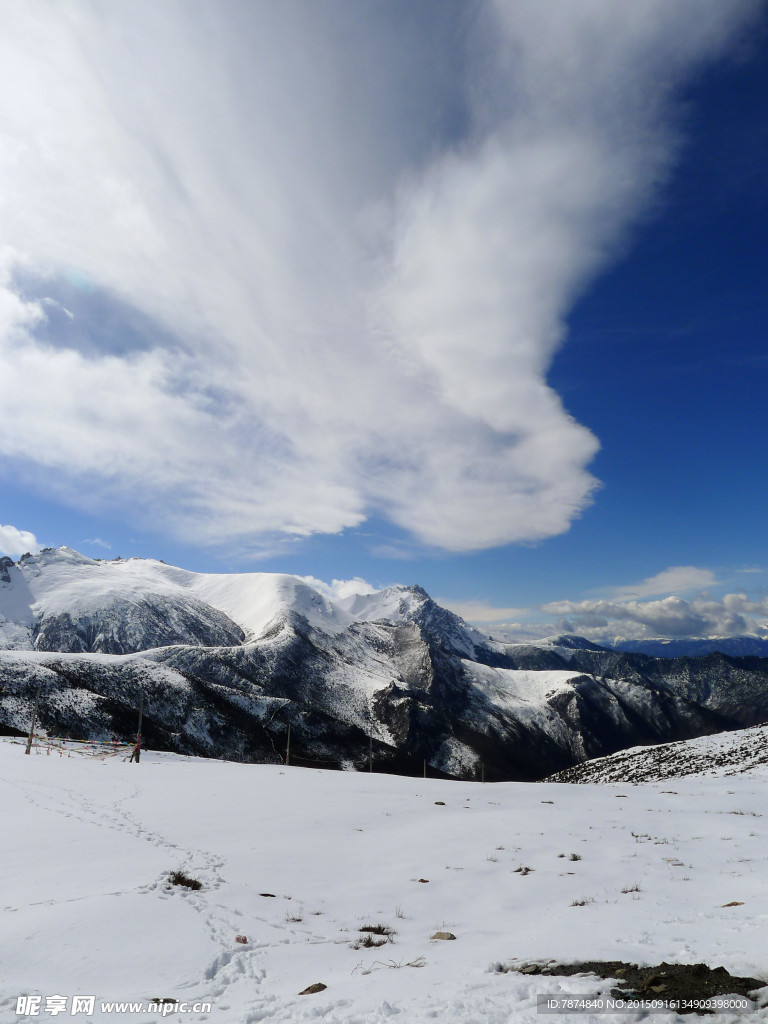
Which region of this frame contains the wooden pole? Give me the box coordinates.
[367,696,373,772]
[132,688,143,764]
[285,722,291,766]
[24,682,42,755]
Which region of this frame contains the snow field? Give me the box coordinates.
[1,739,767,1023]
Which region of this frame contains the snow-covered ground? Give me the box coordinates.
[2,736,767,1023]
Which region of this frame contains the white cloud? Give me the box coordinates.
[83,537,112,550]
[299,576,379,603]
[538,592,768,641]
[464,594,768,642]
[0,2,761,552]
[41,296,74,320]
[608,566,717,600]
[0,524,39,557]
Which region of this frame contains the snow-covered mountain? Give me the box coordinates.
[2,548,768,779]
[0,547,487,655]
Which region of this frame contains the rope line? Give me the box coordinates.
[9,736,134,759]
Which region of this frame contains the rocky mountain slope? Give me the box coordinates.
[547,721,768,783]
[2,548,768,779]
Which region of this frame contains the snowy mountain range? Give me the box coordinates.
[2,547,768,780]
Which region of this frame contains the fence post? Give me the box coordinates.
[130,688,143,764]
[286,722,291,766]
[24,682,42,755]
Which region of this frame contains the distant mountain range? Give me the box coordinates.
[606,635,768,658]
[505,631,768,660]
[2,547,768,780]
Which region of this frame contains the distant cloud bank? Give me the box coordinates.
[540,592,768,642]
[0,1,761,553]
[445,565,768,641]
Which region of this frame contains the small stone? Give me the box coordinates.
[434,801,445,806]
[235,934,248,944]
[430,931,456,941]
[520,964,540,975]
[722,901,744,907]
[299,982,327,995]
[417,878,429,883]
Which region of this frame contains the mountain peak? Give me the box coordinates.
[19,546,97,569]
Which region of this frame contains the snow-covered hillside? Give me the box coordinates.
[548,722,768,784]
[1,737,767,1023]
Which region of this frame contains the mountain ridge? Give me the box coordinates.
[1,547,767,780]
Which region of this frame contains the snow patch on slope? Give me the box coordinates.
[463,662,579,718]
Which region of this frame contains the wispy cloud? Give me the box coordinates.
[83,537,112,550]
[0,524,39,557]
[40,296,74,320]
[0,2,761,552]
[606,566,717,600]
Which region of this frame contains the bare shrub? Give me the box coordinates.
[168,870,202,891]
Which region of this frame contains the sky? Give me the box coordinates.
[0,0,767,642]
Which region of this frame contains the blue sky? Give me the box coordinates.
[1,1,767,641]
